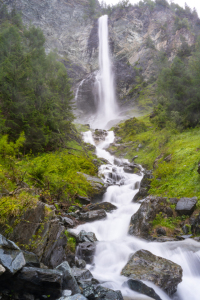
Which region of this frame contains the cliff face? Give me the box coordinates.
[2,0,199,119]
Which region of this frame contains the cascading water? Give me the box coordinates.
[93,15,118,129]
[73,13,200,300]
[72,131,200,300]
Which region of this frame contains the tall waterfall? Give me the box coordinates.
[93,15,118,129]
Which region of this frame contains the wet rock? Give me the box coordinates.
[60,217,75,228]
[0,234,26,276]
[121,249,182,295]
[133,171,153,201]
[129,196,170,238]
[75,258,86,269]
[169,198,179,205]
[151,236,178,242]
[79,210,106,222]
[80,173,106,202]
[58,294,87,300]
[76,242,96,264]
[71,267,93,282]
[176,197,197,215]
[191,213,200,235]
[23,251,40,268]
[0,264,5,276]
[182,225,190,235]
[56,261,81,295]
[156,227,166,236]
[93,130,108,144]
[77,230,98,243]
[76,195,91,205]
[94,285,123,300]
[13,267,63,299]
[87,202,117,213]
[126,279,162,300]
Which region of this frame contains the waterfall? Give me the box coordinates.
[93,15,118,129]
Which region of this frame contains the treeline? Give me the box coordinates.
[151,38,200,129]
[0,5,74,153]
[100,0,198,22]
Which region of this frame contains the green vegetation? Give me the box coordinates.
[0,6,99,229]
[65,231,76,253]
[0,4,74,153]
[111,115,200,200]
[152,212,189,230]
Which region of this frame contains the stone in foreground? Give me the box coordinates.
[176,197,197,215]
[79,209,106,222]
[76,242,96,264]
[126,279,162,300]
[121,249,182,295]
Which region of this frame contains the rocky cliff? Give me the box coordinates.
[2,0,199,120]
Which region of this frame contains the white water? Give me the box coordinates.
[73,131,200,300]
[92,15,118,129]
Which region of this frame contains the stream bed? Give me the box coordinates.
[72,130,200,300]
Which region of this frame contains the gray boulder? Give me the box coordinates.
[126,279,162,300]
[0,234,26,275]
[191,213,200,235]
[79,210,106,222]
[121,249,182,295]
[76,242,96,264]
[176,197,197,215]
[13,267,63,299]
[77,230,98,243]
[129,196,173,238]
[86,202,117,212]
[71,267,93,282]
[56,261,81,295]
[60,217,75,228]
[75,258,86,269]
[133,171,153,201]
[79,173,106,201]
[58,294,87,300]
[23,250,40,268]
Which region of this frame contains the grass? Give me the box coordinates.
[112,115,200,200]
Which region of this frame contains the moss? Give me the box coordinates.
[112,115,200,200]
[65,231,76,253]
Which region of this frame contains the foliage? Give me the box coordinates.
[114,117,147,141]
[153,38,200,129]
[111,115,200,200]
[65,231,76,253]
[0,4,74,153]
[152,212,188,230]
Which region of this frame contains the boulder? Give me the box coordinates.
[133,171,153,201]
[156,227,166,236]
[23,250,40,268]
[56,261,81,295]
[0,234,26,276]
[191,213,200,235]
[121,249,182,295]
[176,197,197,215]
[76,242,96,264]
[86,202,117,212]
[71,267,93,282]
[60,216,75,228]
[75,258,86,269]
[76,195,91,205]
[129,196,173,238]
[11,267,63,299]
[58,294,87,300]
[79,173,106,202]
[94,286,123,300]
[126,279,162,300]
[77,230,98,243]
[1,202,68,269]
[79,210,106,222]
